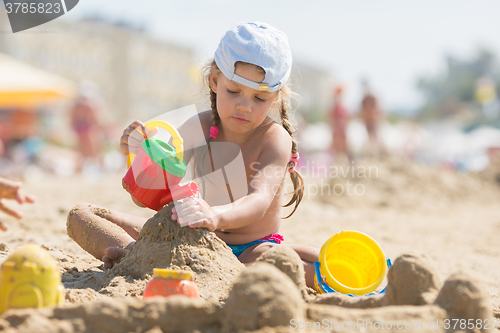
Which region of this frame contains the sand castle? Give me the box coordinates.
[0,203,494,332]
[108,203,244,303]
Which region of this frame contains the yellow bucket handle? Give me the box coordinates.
[127,120,184,168]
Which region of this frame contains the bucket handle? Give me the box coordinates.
[126,120,184,168]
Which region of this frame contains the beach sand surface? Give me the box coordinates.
[0,157,499,331]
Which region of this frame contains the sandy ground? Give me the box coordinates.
[0,156,499,331]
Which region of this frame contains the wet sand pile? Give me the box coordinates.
[62,268,148,303]
[59,202,245,304]
[255,246,309,299]
[0,253,493,333]
[109,202,245,302]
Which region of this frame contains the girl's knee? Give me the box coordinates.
[239,242,280,263]
[66,203,96,237]
[70,203,96,214]
[256,242,279,253]
[68,203,95,220]
[285,244,320,263]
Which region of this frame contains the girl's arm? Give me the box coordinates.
[172,126,292,231]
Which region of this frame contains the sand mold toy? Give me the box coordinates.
[143,268,200,299]
[0,244,64,314]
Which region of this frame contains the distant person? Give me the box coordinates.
[329,87,353,163]
[70,82,102,172]
[0,177,35,231]
[360,82,385,157]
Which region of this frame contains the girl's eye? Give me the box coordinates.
[255,96,266,102]
[227,89,237,94]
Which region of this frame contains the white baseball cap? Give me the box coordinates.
[214,22,292,92]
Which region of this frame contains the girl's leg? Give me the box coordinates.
[286,244,320,289]
[238,243,319,289]
[66,203,148,268]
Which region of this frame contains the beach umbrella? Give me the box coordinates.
[0,53,76,109]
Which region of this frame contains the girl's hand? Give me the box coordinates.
[120,120,158,156]
[0,177,35,231]
[171,197,218,231]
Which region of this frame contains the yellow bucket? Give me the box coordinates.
[314,230,389,296]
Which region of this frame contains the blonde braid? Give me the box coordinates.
[279,99,304,218]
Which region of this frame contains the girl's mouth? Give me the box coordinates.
[232,116,249,124]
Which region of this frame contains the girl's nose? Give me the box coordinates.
[236,96,252,112]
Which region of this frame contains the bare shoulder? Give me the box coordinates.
[256,120,293,158]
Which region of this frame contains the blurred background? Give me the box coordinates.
[2,1,500,311]
[0,0,499,182]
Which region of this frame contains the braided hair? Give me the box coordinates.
[277,89,304,218]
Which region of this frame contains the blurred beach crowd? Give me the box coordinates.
[0,11,499,182]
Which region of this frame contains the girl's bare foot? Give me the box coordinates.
[102,242,135,269]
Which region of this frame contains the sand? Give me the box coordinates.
[110,202,244,303]
[0,157,499,332]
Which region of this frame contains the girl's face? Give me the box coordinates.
[210,63,278,136]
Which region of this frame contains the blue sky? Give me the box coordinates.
[62,0,500,112]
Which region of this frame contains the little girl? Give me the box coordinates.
[67,22,320,288]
